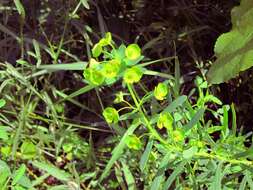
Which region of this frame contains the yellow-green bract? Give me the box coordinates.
[154,82,168,100]
[102,59,121,78]
[125,44,141,60]
[83,68,105,86]
[123,67,143,84]
[125,134,142,150]
[157,112,173,130]
[103,107,119,124]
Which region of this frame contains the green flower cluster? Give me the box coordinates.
[83,32,144,86]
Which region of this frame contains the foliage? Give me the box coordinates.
[207,0,253,84]
[84,34,253,189]
[0,0,252,189]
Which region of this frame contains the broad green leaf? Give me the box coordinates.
[20,140,37,159]
[32,161,71,181]
[0,99,6,108]
[139,139,153,172]
[207,0,253,84]
[0,160,11,185]
[12,164,26,186]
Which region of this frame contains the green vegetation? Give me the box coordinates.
[207,0,253,84]
[1,0,253,189]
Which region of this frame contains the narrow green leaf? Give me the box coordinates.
[174,57,180,97]
[183,146,198,159]
[32,161,71,181]
[150,153,171,190]
[239,175,247,190]
[99,121,140,182]
[122,162,136,190]
[210,162,223,190]
[80,0,90,9]
[163,95,187,113]
[33,40,41,67]
[0,126,8,140]
[60,84,95,102]
[231,103,237,136]
[14,0,25,19]
[37,62,87,71]
[184,108,205,133]
[162,161,186,190]
[31,173,50,187]
[245,170,253,190]
[222,105,229,139]
[48,185,69,190]
[140,139,153,172]
[150,95,187,125]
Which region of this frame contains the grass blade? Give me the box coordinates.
[174,56,180,97]
[37,62,87,71]
[59,84,95,102]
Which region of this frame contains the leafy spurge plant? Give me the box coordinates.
[84,33,253,189]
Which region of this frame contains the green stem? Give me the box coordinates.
[127,84,253,167]
[127,83,178,150]
[139,56,176,67]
